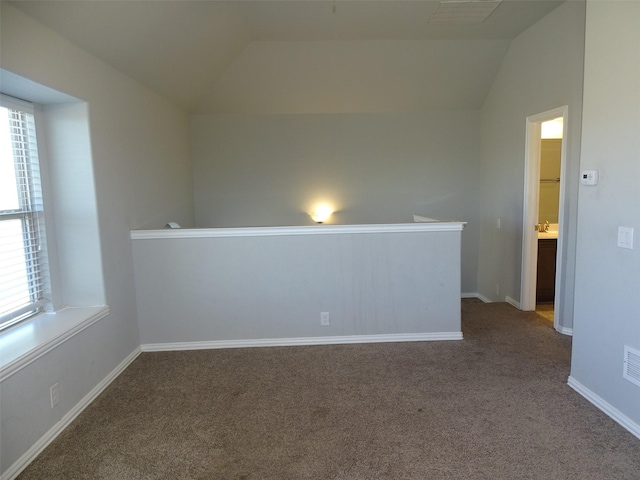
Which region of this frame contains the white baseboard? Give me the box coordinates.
[466,293,519,307]
[142,332,463,352]
[476,293,492,303]
[462,293,491,303]
[567,376,640,441]
[1,347,142,480]
[555,325,573,336]
[505,296,521,309]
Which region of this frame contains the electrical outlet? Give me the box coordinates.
[320,312,330,326]
[618,226,634,249]
[50,382,60,408]
[497,218,501,229]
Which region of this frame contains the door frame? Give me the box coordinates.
[520,106,568,333]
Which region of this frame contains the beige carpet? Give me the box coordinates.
[17,302,640,479]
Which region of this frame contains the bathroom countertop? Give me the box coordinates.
[537,223,558,239]
[538,231,558,239]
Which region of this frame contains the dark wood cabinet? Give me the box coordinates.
[536,239,557,303]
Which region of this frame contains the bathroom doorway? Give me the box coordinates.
[520,106,568,333]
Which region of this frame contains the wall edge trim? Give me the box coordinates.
[505,296,521,309]
[1,346,142,480]
[461,292,480,299]
[130,222,466,240]
[567,375,640,441]
[555,326,573,336]
[141,332,463,352]
[0,306,110,382]
[475,293,492,303]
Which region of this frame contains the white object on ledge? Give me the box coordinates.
[413,215,440,223]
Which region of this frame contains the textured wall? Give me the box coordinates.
[191,111,480,293]
[0,4,194,475]
[195,40,510,114]
[570,0,640,432]
[133,227,463,346]
[477,1,585,332]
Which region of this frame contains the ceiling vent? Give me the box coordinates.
[428,0,502,24]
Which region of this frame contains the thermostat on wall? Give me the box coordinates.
[580,169,599,186]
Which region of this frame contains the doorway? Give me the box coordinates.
[520,106,568,334]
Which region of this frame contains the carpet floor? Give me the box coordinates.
[17,301,640,479]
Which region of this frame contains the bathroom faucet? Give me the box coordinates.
[535,221,550,232]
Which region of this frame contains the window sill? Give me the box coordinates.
[0,306,109,382]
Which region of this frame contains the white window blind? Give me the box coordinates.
[0,95,50,330]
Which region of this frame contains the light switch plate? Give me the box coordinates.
[617,226,634,249]
[580,169,599,186]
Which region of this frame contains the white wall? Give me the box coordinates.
[477,1,585,331]
[40,102,105,309]
[569,0,640,433]
[195,40,510,114]
[0,4,194,475]
[8,0,635,473]
[191,111,480,293]
[133,226,464,347]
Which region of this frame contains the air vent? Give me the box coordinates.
[623,345,640,388]
[428,0,502,25]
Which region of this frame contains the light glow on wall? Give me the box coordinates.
[309,204,333,224]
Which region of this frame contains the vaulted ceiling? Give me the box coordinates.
[10,1,565,114]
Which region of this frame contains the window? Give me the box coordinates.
[0,72,108,379]
[0,95,50,331]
